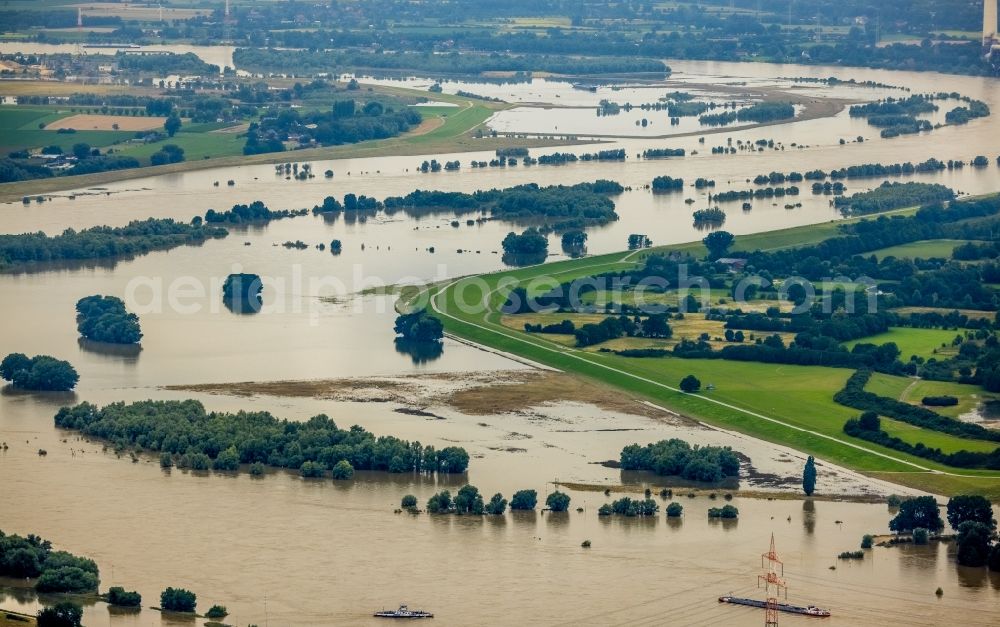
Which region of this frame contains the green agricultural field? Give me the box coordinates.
[0,90,536,201]
[871,239,971,260]
[428,221,1000,498]
[409,103,495,144]
[891,306,995,321]
[0,106,62,130]
[412,105,465,118]
[116,131,246,164]
[0,129,135,155]
[844,327,960,360]
[0,106,133,154]
[878,417,1000,454]
[866,372,998,419]
[864,372,912,400]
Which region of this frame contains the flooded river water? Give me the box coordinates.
[1,57,1000,625]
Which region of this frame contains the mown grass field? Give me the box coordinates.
[891,305,996,321]
[844,327,960,360]
[872,238,971,260]
[0,106,134,154]
[879,417,999,454]
[429,218,1000,498]
[866,372,998,419]
[116,130,246,163]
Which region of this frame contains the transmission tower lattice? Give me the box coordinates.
[758,533,787,627]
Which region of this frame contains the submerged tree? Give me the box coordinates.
[0,353,79,391]
[330,459,355,480]
[393,309,444,342]
[160,587,197,613]
[222,273,263,314]
[484,493,508,515]
[946,495,996,531]
[802,456,817,496]
[956,521,992,567]
[75,295,142,344]
[426,490,452,514]
[510,489,538,510]
[37,602,83,627]
[546,490,571,512]
[889,496,943,533]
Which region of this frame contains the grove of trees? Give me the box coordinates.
[76,295,142,344]
[394,309,444,342]
[0,353,79,391]
[160,587,197,613]
[620,438,740,482]
[0,218,227,270]
[54,400,471,475]
[0,528,99,593]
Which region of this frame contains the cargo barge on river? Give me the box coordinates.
[719,596,831,617]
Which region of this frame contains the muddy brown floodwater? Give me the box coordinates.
[2,58,1000,626]
[3,376,999,626]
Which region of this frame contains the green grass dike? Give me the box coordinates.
[425,214,1000,500]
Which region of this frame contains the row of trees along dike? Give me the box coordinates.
[76,295,142,344]
[54,400,470,475]
[401,488,539,512]
[0,353,78,391]
[844,411,1000,470]
[878,495,1000,570]
[426,150,628,169]
[418,487,571,514]
[35,588,227,627]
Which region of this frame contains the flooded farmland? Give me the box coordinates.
[2,57,1000,626]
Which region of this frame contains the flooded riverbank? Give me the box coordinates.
[3,383,998,627]
[2,58,1000,626]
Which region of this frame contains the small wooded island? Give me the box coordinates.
[54,400,470,475]
[0,353,78,391]
[76,295,142,344]
[222,272,264,313]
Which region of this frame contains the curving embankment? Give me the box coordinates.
[427,228,1000,499]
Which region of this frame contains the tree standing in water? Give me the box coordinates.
[803,456,817,496]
